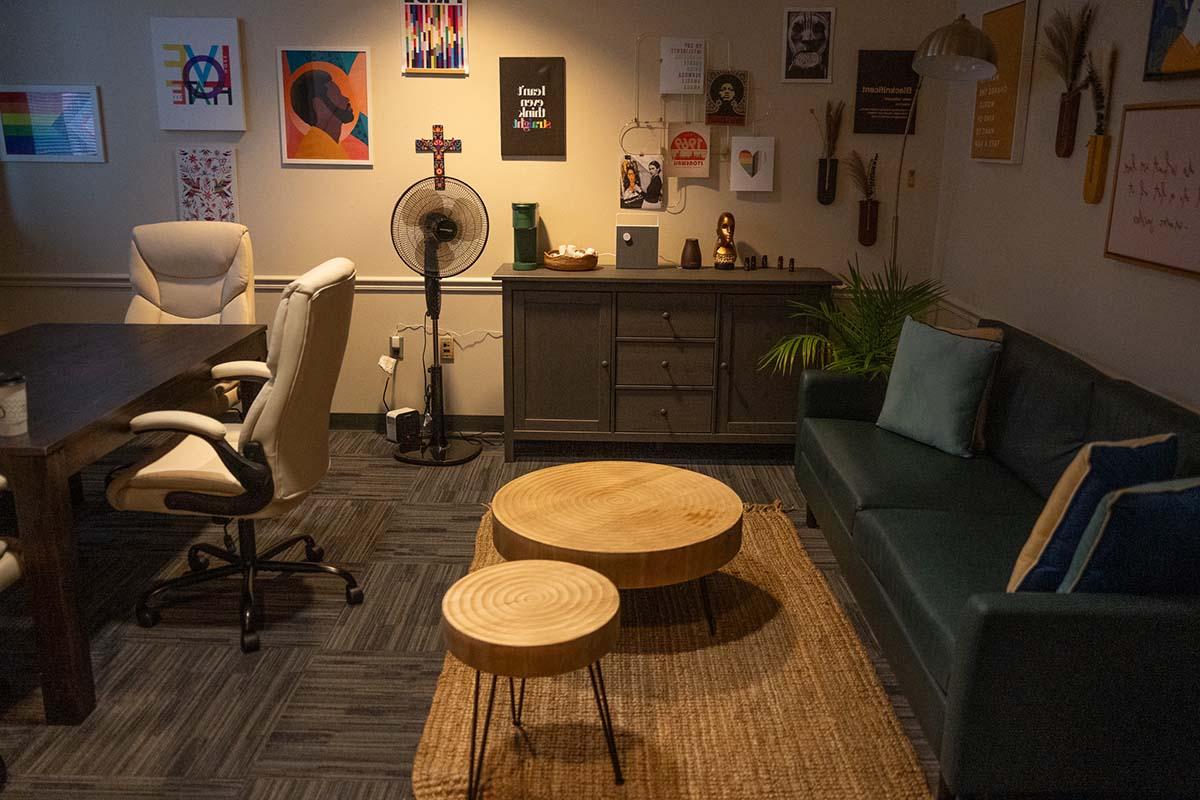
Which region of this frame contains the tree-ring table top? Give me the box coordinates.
[491,461,744,589]
[440,560,620,678]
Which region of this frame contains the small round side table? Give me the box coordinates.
[441,559,623,799]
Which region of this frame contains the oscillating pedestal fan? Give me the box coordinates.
[390,176,489,466]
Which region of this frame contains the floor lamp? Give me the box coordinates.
[890,15,998,267]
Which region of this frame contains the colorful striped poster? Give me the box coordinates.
[0,85,105,162]
[403,1,468,76]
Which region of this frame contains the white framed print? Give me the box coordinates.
[150,17,246,131]
[0,85,105,162]
[277,46,373,166]
[783,8,835,83]
[730,136,775,192]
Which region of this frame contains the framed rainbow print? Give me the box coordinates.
[403,1,468,76]
[277,47,373,166]
[0,85,105,162]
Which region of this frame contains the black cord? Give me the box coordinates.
[381,371,392,413]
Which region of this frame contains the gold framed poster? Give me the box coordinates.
[970,0,1039,164]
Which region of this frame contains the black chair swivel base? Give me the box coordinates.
[135,518,363,653]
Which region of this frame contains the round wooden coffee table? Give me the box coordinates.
[441,560,624,798]
[491,461,743,633]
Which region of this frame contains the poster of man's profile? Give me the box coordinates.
[278,47,373,166]
[704,70,749,126]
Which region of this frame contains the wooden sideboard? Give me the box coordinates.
[494,263,840,460]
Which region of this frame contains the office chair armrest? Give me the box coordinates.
[211,360,271,382]
[129,410,228,441]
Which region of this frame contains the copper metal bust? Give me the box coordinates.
[713,212,737,269]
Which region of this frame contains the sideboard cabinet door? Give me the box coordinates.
[717,294,811,435]
[512,290,612,432]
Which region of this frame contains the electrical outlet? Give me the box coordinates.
[390,334,403,359]
[440,336,455,363]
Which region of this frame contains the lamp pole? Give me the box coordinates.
[889,75,923,270]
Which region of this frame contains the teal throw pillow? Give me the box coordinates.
[876,318,1002,457]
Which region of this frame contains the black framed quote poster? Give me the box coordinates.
[499,57,565,158]
[854,50,918,134]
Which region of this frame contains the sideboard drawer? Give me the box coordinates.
[617,292,716,339]
[615,390,713,433]
[616,341,715,386]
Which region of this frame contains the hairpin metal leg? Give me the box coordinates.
[508,677,526,727]
[467,671,498,800]
[697,574,717,636]
[587,661,624,785]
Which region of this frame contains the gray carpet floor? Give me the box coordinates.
[0,432,937,798]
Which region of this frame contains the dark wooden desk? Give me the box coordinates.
[0,323,267,724]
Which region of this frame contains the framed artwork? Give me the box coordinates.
[970,0,1039,163]
[1144,0,1200,81]
[666,122,711,178]
[277,47,372,166]
[660,37,705,94]
[705,70,749,126]
[403,1,468,76]
[620,153,666,210]
[729,136,775,192]
[176,146,238,222]
[149,17,245,131]
[782,8,835,83]
[1104,102,1200,280]
[854,50,918,134]
[0,85,105,162]
[499,57,566,158]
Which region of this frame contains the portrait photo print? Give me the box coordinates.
[782,8,835,82]
[619,153,666,211]
[704,70,749,126]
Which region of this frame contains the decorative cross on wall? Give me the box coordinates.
[415,124,461,190]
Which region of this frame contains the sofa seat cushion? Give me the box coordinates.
[854,508,1036,690]
[799,418,1044,533]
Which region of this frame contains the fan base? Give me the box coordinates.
[394,439,482,467]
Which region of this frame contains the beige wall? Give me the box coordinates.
[0,0,954,413]
[936,0,1200,410]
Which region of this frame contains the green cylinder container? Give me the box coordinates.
[512,202,539,271]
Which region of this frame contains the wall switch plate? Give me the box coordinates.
[440,337,454,363]
[390,334,403,359]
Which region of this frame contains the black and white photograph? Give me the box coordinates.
[782,8,835,83]
[704,69,750,126]
[619,152,666,210]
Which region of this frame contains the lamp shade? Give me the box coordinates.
[913,15,998,81]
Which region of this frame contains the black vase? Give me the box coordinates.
[817,158,838,205]
[858,200,879,247]
[680,238,702,269]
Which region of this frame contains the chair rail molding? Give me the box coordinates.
[0,273,501,295]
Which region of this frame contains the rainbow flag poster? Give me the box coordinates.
[0,85,105,162]
[403,1,468,76]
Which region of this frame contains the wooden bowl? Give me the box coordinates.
[543,252,599,271]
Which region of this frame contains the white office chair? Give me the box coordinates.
[126,221,256,412]
[107,259,359,652]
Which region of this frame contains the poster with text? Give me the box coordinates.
[150,17,245,130]
[500,57,566,158]
[277,47,372,166]
[620,153,666,210]
[666,123,710,178]
[782,8,834,83]
[176,146,238,222]
[705,70,749,126]
[729,136,774,192]
[854,50,917,134]
[660,37,705,94]
[971,1,1037,163]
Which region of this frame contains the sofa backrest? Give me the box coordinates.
[979,320,1200,497]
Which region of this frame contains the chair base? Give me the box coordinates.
[135,519,363,652]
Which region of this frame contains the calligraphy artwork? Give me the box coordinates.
[150,17,245,131]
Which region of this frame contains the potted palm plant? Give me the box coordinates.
[1042,2,1095,158]
[759,257,946,378]
[1083,46,1117,205]
[813,100,845,205]
[846,151,880,247]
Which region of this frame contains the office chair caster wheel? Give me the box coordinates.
[346,586,364,606]
[240,630,260,653]
[136,605,160,628]
[304,544,325,562]
[187,551,209,572]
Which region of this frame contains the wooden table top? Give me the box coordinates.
[493,262,840,285]
[491,461,744,589]
[441,560,620,678]
[0,323,265,457]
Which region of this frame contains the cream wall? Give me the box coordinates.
[0,0,954,414]
[936,0,1200,410]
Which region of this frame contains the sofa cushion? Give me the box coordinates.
[1087,378,1200,479]
[854,508,1036,690]
[799,418,1044,533]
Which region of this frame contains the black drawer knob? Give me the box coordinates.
[658,408,667,416]
[661,311,671,320]
[660,360,669,368]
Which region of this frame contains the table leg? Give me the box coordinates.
[587,660,624,785]
[508,677,526,727]
[7,453,96,724]
[467,671,498,800]
[697,574,717,636]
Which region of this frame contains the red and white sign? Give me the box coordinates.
[666,123,710,178]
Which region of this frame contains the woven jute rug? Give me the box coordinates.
[412,506,929,799]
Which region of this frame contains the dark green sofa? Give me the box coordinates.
[793,320,1200,799]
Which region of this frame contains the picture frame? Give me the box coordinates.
[403,1,469,76]
[149,17,246,131]
[277,46,373,167]
[0,84,105,163]
[1144,0,1200,81]
[782,8,835,83]
[1103,101,1200,280]
[969,0,1039,164]
[175,145,239,222]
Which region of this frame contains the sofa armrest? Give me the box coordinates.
[942,591,1200,796]
[796,369,887,422]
